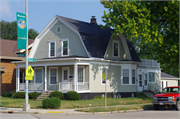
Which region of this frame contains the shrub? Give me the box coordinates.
[66,91,80,100]
[42,97,61,109]
[15,92,25,98]
[136,92,148,98]
[28,92,41,99]
[50,91,64,99]
[3,91,11,97]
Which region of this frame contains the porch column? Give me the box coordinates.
[16,67,20,91]
[44,65,47,91]
[74,63,77,91]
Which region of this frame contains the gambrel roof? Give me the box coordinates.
[58,16,140,62]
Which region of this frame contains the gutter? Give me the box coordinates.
[12,57,141,65]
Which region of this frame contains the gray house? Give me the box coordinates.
[13,15,178,99]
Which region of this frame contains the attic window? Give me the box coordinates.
[113,41,119,57]
[57,27,60,32]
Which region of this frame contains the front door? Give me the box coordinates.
[138,74,143,92]
[144,73,148,90]
[62,67,70,90]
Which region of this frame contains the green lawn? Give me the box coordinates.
[0,97,153,109]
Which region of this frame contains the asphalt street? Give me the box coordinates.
[1,110,180,119]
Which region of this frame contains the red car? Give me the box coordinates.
[152,86,180,110]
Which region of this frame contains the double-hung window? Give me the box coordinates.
[132,69,136,84]
[113,41,119,57]
[78,66,84,84]
[35,69,43,84]
[49,41,56,57]
[123,69,129,84]
[61,39,69,56]
[149,72,155,82]
[49,68,58,85]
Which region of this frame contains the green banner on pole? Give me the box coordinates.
[16,12,27,49]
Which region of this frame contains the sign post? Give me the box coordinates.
[102,68,110,109]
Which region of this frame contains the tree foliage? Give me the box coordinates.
[101,0,179,77]
[0,20,39,40]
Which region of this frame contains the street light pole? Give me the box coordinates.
[23,0,30,111]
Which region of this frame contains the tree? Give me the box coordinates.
[0,20,39,40]
[101,0,179,77]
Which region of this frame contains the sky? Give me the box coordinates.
[0,0,108,33]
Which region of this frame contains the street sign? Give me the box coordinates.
[16,12,27,49]
[28,58,36,62]
[25,76,33,80]
[17,53,26,57]
[26,65,34,77]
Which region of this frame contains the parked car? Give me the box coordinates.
[152,86,180,111]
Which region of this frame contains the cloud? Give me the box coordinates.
[0,0,12,18]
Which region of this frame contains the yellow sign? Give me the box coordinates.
[25,76,33,80]
[26,65,34,77]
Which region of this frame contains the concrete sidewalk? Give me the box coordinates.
[0,104,151,114]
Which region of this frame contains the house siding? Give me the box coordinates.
[104,36,127,60]
[89,63,137,93]
[34,21,88,59]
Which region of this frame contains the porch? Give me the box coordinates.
[15,58,90,93]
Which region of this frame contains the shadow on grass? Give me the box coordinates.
[142,105,177,111]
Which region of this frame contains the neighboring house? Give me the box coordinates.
[161,72,179,90]
[0,39,24,95]
[12,15,179,99]
[0,39,34,96]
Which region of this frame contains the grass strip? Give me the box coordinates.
[75,104,153,112]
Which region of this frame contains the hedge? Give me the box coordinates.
[42,97,61,109]
[15,92,25,98]
[66,91,80,100]
[50,91,64,99]
[28,92,41,99]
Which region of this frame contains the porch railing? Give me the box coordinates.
[77,82,89,91]
[59,82,74,91]
[139,59,160,69]
[59,82,89,91]
[19,83,43,91]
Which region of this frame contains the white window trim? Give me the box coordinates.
[78,66,85,85]
[61,39,69,57]
[121,69,130,85]
[112,40,120,57]
[48,41,56,58]
[148,72,156,83]
[34,67,43,85]
[101,66,108,85]
[131,69,136,85]
[49,67,58,85]
[62,67,70,82]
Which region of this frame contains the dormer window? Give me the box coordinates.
[113,41,119,57]
[49,41,56,57]
[61,39,69,56]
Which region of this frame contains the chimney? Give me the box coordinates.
[90,16,97,24]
